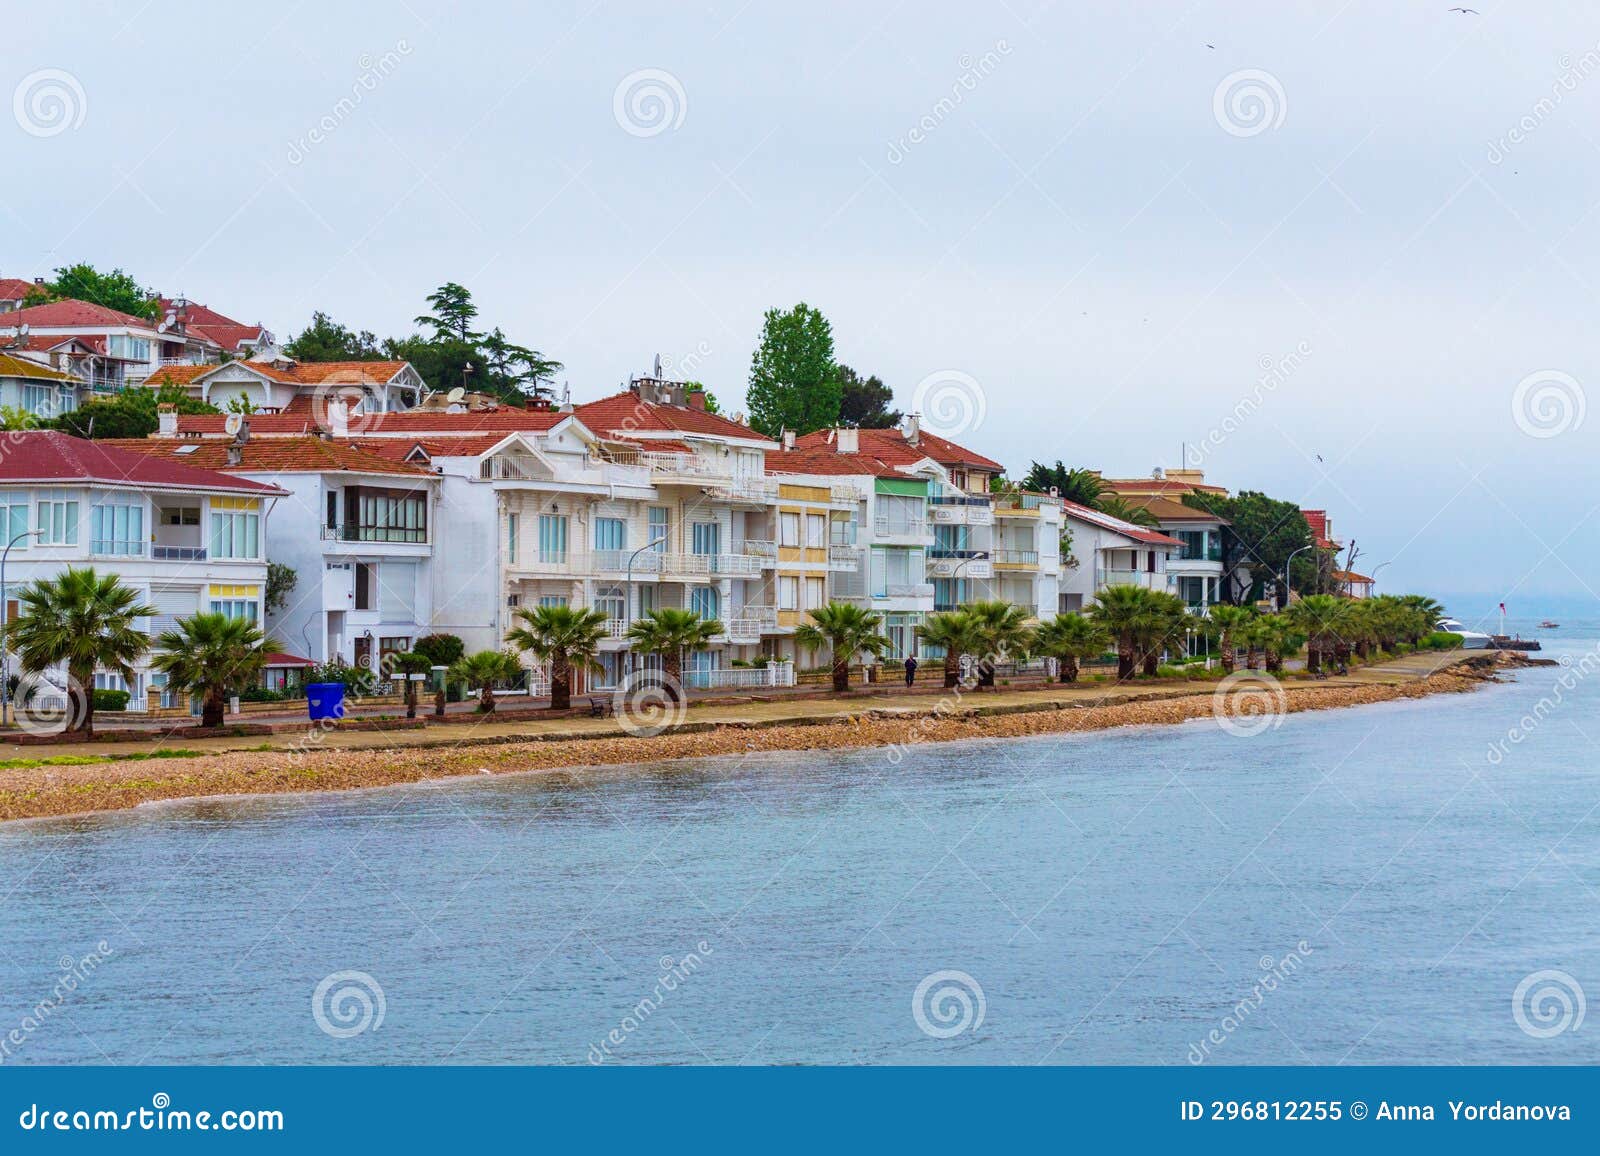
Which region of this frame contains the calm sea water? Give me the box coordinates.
[2,619,1596,1066]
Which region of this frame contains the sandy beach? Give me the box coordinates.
[0,651,1503,824]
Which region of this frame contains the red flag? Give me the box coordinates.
[1499,602,1507,613]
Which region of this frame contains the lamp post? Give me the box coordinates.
[0,528,44,727]
[1282,544,1313,609]
[1370,560,1392,592]
[624,534,669,675]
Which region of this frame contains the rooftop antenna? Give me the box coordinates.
[560,381,570,406]
[653,353,662,378]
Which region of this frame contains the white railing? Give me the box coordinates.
[683,662,796,690]
[720,606,780,640]
[1096,568,1171,590]
[993,548,1039,566]
[873,517,928,539]
[828,544,859,569]
[738,539,777,560]
[831,483,865,503]
[885,582,936,598]
[711,477,778,502]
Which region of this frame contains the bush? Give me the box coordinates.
[240,686,301,703]
[91,688,131,712]
[413,633,465,668]
[1421,631,1463,651]
[1155,664,1188,680]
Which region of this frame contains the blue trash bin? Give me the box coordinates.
[306,682,346,722]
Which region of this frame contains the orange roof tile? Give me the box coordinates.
[577,391,774,444]
[105,436,437,478]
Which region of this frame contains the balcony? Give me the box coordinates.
[872,516,928,541]
[993,548,1040,568]
[830,483,864,503]
[927,556,992,579]
[153,544,206,561]
[882,582,935,599]
[828,544,859,570]
[322,523,429,545]
[719,606,779,641]
[738,539,778,564]
[1095,568,1170,591]
[993,493,1051,517]
[930,503,994,526]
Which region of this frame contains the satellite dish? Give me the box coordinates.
[446,387,466,404]
[18,324,28,338]
[224,413,243,436]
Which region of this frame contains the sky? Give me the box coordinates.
[5,1,1597,616]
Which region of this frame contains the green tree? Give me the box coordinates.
[448,650,525,712]
[794,602,891,692]
[1020,462,1104,507]
[916,610,984,689]
[265,562,297,614]
[745,303,842,437]
[836,365,900,428]
[49,382,217,439]
[1182,490,1315,605]
[25,263,158,320]
[683,381,721,414]
[1206,605,1255,674]
[414,281,479,343]
[623,608,723,702]
[966,599,1033,688]
[0,405,42,431]
[412,633,466,668]
[9,568,155,736]
[1089,585,1159,680]
[283,311,383,361]
[481,327,562,404]
[1031,613,1111,683]
[505,604,609,711]
[149,613,270,728]
[1288,594,1350,674]
[388,651,433,719]
[1093,495,1160,528]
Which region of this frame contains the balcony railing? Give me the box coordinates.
[91,540,147,557]
[1096,568,1171,590]
[152,544,206,561]
[828,544,859,569]
[737,539,777,561]
[883,582,935,599]
[929,547,987,560]
[323,523,428,544]
[873,517,928,538]
[929,492,992,507]
[993,548,1039,566]
[683,662,796,690]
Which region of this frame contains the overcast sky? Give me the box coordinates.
[6,1,1597,616]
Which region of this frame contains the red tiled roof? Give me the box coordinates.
[141,364,212,386]
[793,427,1004,472]
[1060,499,1184,547]
[767,444,918,479]
[0,431,284,494]
[105,436,437,478]
[1302,509,1337,549]
[155,300,268,353]
[1332,569,1373,583]
[576,391,774,444]
[0,299,159,330]
[0,278,36,300]
[149,359,414,388]
[264,651,315,667]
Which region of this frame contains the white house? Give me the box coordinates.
[143,357,424,416]
[0,431,285,709]
[1056,500,1184,613]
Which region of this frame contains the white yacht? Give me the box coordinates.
[1438,616,1494,650]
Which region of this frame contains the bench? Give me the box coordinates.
[587,696,609,718]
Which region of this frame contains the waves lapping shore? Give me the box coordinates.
[0,656,1500,824]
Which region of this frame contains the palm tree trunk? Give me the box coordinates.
[1220,631,1236,674]
[550,652,571,711]
[1060,657,1079,683]
[1246,646,1261,670]
[1265,646,1282,674]
[1306,642,1321,673]
[1117,638,1135,680]
[663,653,683,702]
[831,656,850,693]
[943,652,959,689]
[71,667,93,737]
[1142,652,1159,677]
[202,685,225,728]
[434,687,446,716]
[977,658,995,689]
[404,681,417,719]
[481,685,497,712]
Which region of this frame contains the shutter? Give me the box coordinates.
[379,561,416,622]
[150,586,200,635]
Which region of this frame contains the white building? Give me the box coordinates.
[143,356,424,415]
[1056,500,1183,613]
[0,431,284,708]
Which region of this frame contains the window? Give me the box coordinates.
[933,524,969,553]
[594,590,625,621]
[870,547,922,597]
[778,576,799,610]
[91,503,145,556]
[209,499,260,559]
[506,512,518,563]
[647,507,669,551]
[691,522,720,556]
[326,490,338,531]
[209,585,259,622]
[379,637,411,664]
[804,576,826,609]
[36,492,78,545]
[2,495,29,546]
[20,384,53,416]
[354,563,375,611]
[538,514,568,563]
[831,513,857,546]
[690,586,719,620]
[779,512,801,547]
[806,514,827,549]
[594,517,626,552]
[538,595,569,609]
[876,494,922,535]
[637,584,657,617]
[355,491,427,542]
[107,334,150,362]
[162,507,200,526]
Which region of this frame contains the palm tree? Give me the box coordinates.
[1031,613,1110,683]
[1288,594,1350,674]
[916,610,982,689]
[1135,591,1193,676]
[448,650,525,712]
[624,608,723,702]
[1206,605,1254,675]
[149,613,270,728]
[388,650,433,719]
[505,604,610,710]
[1093,495,1160,528]
[9,567,154,737]
[794,601,892,693]
[1255,614,1303,674]
[1088,584,1156,679]
[1239,616,1272,670]
[966,599,1033,688]
[1397,594,1444,644]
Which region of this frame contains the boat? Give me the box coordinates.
[1540,620,1559,629]
[1438,617,1494,650]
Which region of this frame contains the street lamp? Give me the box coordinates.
[1282,544,1313,608]
[1370,560,1393,591]
[1,528,44,727]
[624,534,669,675]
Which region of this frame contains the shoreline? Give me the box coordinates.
[0,652,1504,826]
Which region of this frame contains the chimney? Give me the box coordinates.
[226,443,243,468]
[327,396,350,439]
[782,429,796,451]
[665,381,686,407]
[687,389,707,412]
[905,414,920,446]
[156,403,178,437]
[33,276,44,285]
[835,427,859,454]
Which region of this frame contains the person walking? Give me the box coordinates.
[903,654,918,688]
